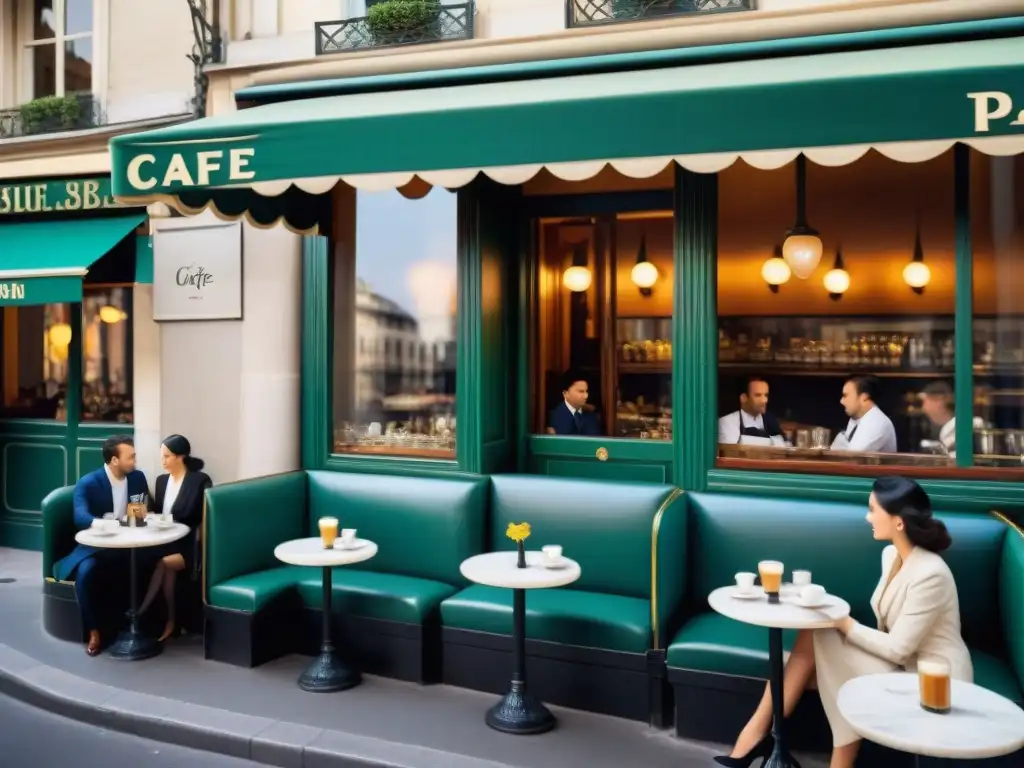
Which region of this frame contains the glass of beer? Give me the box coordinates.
[918,657,951,714]
[318,517,339,549]
[758,560,785,603]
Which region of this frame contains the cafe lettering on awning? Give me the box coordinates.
[0,177,126,216]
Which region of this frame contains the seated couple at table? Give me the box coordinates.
[715,476,972,768]
[52,434,211,656]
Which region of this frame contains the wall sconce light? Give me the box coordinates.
[823,247,850,300]
[562,241,592,293]
[761,245,791,293]
[99,305,127,324]
[902,227,931,294]
[48,322,72,347]
[630,234,658,297]
[782,155,823,279]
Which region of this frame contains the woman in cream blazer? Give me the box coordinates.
[716,476,972,768]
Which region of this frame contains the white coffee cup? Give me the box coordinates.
[90,518,104,530]
[158,513,173,528]
[792,570,812,587]
[735,571,756,593]
[340,528,357,546]
[542,545,563,563]
[102,518,120,534]
[800,584,826,606]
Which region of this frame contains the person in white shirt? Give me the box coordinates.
[831,374,897,453]
[918,381,984,458]
[718,375,787,447]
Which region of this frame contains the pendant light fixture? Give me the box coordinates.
[761,245,791,293]
[823,247,850,300]
[903,223,931,294]
[782,155,823,280]
[630,234,658,297]
[562,241,592,293]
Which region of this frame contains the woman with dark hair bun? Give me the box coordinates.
[716,476,972,768]
[139,434,211,642]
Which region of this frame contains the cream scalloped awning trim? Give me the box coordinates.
[122,135,1024,236]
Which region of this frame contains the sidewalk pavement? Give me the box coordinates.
[0,548,827,768]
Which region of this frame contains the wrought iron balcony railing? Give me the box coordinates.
[316,2,475,55]
[566,0,752,28]
[0,92,103,140]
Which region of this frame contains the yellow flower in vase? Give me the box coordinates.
[506,522,531,569]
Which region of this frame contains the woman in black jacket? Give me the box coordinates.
[139,434,212,641]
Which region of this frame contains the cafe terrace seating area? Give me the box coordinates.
[40,472,1024,766]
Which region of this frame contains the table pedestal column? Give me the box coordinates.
[485,588,555,735]
[108,547,161,661]
[298,565,360,693]
[764,627,801,768]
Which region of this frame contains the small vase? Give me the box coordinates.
[517,541,526,569]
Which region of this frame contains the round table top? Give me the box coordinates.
[708,585,850,630]
[838,673,1024,759]
[274,537,378,567]
[460,551,581,589]
[75,522,189,549]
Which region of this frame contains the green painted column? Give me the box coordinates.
[673,166,719,491]
[953,145,973,469]
[301,235,331,471]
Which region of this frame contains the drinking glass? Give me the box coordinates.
[318,517,339,549]
[758,560,785,603]
[918,656,951,714]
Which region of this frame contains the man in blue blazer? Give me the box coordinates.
[548,369,602,436]
[54,435,151,656]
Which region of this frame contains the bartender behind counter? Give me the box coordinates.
[831,374,897,453]
[718,375,787,447]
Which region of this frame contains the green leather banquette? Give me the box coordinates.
[439,474,688,723]
[203,470,487,682]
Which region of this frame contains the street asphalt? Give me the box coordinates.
[0,692,263,768]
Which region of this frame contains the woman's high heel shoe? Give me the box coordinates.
[713,735,773,767]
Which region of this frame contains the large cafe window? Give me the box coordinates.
[0,303,72,420]
[531,209,674,440]
[331,186,458,459]
[972,153,1024,468]
[717,151,959,473]
[81,287,132,423]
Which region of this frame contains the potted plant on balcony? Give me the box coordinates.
[610,0,691,21]
[18,94,88,135]
[365,0,442,46]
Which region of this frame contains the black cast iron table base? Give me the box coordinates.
[486,588,556,735]
[108,547,162,661]
[298,564,361,693]
[764,625,801,768]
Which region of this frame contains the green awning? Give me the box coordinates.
[110,36,1024,230]
[0,214,147,305]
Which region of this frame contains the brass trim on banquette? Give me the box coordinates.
[200,469,307,607]
[991,510,1024,539]
[650,487,685,650]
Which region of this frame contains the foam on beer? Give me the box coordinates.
[917,659,948,676]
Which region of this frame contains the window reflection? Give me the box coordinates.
[0,303,71,420]
[971,153,1024,468]
[332,187,458,459]
[81,288,133,423]
[717,152,956,471]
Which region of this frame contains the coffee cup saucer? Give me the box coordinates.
[91,528,117,537]
[797,594,829,608]
[731,588,762,600]
[540,557,568,569]
[337,539,365,551]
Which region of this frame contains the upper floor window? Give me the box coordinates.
[22,0,94,100]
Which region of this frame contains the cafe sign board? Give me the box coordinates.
[152,220,243,322]
[0,177,126,216]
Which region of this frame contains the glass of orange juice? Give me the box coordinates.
[758,560,785,603]
[318,517,339,549]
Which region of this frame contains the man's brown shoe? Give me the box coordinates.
[86,631,101,656]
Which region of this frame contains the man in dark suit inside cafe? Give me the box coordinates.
[53,435,151,656]
[548,369,602,436]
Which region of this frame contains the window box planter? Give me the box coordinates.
[315,1,475,55]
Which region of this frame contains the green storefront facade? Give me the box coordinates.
[104,24,1024,516]
[0,175,150,549]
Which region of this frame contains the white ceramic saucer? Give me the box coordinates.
[731,589,762,600]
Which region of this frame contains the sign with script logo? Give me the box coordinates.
[967,91,1024,133]
[0,177,126,216]
[153,221,242,321]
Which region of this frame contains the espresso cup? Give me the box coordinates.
[103,518,120,534]
[918,657,951,714]
[158,513,173,528]
[90,518,104,530]
[792,569,812,587]
[542,545,563,563]
[318,517,339,549]
[800,584,826,606]
[340,528,357,547]
[734,571,756,594]
[758,560,784,602]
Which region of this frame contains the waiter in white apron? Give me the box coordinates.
[718,375,787,447]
